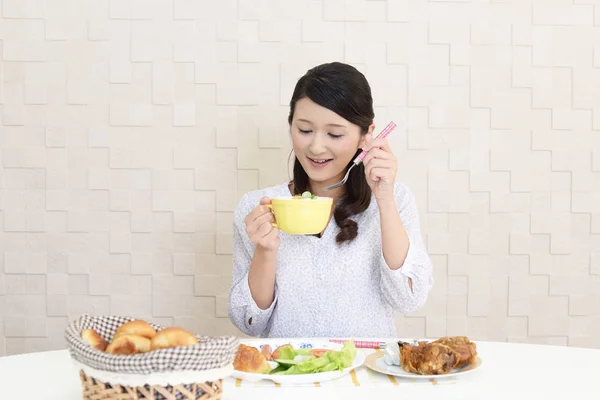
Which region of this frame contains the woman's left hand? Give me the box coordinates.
[362,133,398,203]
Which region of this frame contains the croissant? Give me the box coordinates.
[113,320,156,340]
[81,329,109,352]
[106,334,152,355]
[233,344,271,374]
[150,327,199,350]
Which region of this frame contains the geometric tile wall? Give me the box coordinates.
[0,0,599,355]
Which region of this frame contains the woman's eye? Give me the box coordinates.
[328,133,343,139]
[299,129,312,134]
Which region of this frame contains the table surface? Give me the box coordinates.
[1,340,600,400]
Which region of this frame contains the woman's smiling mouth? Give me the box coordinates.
[307,157,333,168]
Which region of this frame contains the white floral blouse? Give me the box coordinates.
[228,181,434,338]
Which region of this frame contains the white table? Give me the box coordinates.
[1,341,599,399]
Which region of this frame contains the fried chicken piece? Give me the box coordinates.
[261,344,273,361]
[432,336,477,368]
[399,342,459,375]
[233,344,271,374]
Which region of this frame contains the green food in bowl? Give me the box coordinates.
[300,191,317,199]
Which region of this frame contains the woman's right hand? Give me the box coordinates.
[244,196,280,251]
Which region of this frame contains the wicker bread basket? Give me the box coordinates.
[65,314,239,400]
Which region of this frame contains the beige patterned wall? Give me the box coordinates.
[0,0,599,356]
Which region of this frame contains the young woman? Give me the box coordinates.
[228,62,434,338]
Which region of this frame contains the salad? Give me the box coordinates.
[270,341,357,375]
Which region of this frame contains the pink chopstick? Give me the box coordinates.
[329,339,384,349]
[355,121,397,163]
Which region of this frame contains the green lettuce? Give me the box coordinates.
[276,346,296,360]
[272,341,357,375]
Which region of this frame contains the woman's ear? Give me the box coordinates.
[367,123,376,136]
[359,124,376,148]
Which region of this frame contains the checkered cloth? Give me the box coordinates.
[65,314,239,375]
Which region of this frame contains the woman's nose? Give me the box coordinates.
[308,133,327,154]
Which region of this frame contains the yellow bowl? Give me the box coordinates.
[267,196,333,235]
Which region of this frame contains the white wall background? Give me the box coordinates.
[0,0,599,355]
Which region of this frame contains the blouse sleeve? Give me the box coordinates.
[227,192,278,336]
[379,183,434,313]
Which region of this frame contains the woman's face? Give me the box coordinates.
[290,97,371,189]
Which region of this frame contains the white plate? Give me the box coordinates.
[364,351,482,379]
[231,339,366,385]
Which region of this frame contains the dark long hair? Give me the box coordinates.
[288,62,374,244]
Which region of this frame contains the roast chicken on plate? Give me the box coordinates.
[399,336,477,375]
[432,336,477,368]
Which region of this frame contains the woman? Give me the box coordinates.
[228,62,434,338]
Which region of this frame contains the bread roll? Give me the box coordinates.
[113,320,156,340]
[106,334,152,355]
[150,327,199,350]
[81,329,109,352]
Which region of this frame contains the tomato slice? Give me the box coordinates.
[309,349,332,358]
